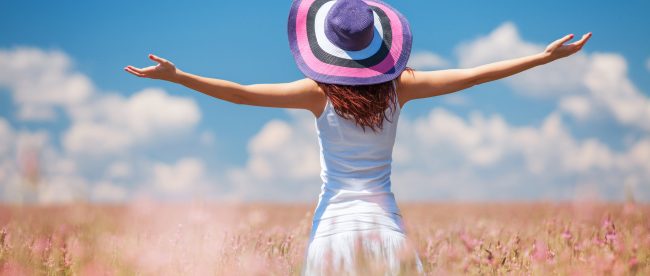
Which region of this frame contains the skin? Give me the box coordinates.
[125,32,592,117]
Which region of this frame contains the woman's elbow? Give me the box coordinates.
[463,68,482,87]
[228,86,252,105]
[229,94,246,105]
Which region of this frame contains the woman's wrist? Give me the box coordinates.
[169,69,186,84]
[536,51,556,65]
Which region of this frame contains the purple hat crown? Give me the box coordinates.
[324,0,375,51]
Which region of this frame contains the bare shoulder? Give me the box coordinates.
[294,78,327,118]
[395,69,419,109]
[293,78,322,93]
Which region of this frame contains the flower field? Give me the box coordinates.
[0,201,648,275]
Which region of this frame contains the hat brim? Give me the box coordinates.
[288,0,412,85]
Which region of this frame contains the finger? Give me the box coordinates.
[149,54,169,65]
[124,66,146,77]
[125,67,145,77]
[126,65,144,74]
[546,34,573,52]
[127,65,154,75]
[555,33,575,46]
[571,32,592,47]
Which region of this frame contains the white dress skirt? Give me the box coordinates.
[302,212,423,275]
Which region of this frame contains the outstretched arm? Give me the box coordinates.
[397,32,592,107]
[124,54,325,115]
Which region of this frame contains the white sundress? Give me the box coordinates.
[303,81,423,275]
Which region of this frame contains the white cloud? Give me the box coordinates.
[0,158,22,202]
[583,53,650,131]
[151,158,207,194]
[456,22,589,98]
[63,122,134,155]
[63,88,200,156]
[36,174,88,204]
[0,47,93,121]
[0,47,207,204]
[120,88,200,138]
[621,138,650,173]
[0,47,202,156]
[225,110,321,201]
[0,118,14,157]
[391,108,648,200]
[107,161,132,179]
[2,31,649,203]
[92,181,129,202]
[456,22,650,132]
[221,22,650,200]
[457,22,541,68]
[558,96,593,121]
[395,109,618,174]
[1,120,208,204]
[0,123,90,204]
[407,51,450,70]
[224,106,649,201]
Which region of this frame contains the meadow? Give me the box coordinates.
[0,201,648,275]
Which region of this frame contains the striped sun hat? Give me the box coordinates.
[288,0,413,85]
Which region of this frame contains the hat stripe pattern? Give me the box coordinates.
[296,0,403,76]
[289,0,412,85]
[307,0,393,68]
[311,1,388,61]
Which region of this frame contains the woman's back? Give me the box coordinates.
[305,81,422,275]
[312,80,401,231]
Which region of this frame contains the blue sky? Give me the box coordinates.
[1,1,649,203]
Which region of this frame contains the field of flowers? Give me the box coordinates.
[0,201,648,275]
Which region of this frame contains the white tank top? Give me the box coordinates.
[311,80,403,239]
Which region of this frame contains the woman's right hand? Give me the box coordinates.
[124,54,180,82]
[542,32,592,62]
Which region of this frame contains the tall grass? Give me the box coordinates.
[0,201,648,275]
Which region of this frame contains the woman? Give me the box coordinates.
[125,0,591,274]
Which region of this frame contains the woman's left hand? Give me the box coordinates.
[543,32,592,61]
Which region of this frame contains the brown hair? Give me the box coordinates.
[317,80,397,133]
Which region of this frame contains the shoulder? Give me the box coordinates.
[293,78,324,94]
[294,78,327,117]
[294,78,326,101]
[394,69,419,108]
[394,68,419,89]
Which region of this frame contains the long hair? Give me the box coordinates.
[317,80,397,133]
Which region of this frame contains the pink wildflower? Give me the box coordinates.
[605,230,617,244]
[532,240,549,263]
[29,236,52,258]
[628,257,639,272]
[561,229,572,241]
[601,214,613,229]
[459,232,480,252]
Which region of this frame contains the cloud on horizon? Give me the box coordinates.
[221,22,650,201]
[0,47,214,204]
[1,22,648,203]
